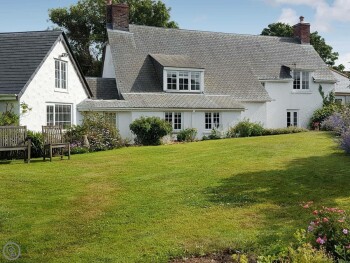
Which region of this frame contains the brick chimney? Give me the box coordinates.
[293,16,310,44]
[106,1,129,31]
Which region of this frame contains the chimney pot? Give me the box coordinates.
[293,16,310,44]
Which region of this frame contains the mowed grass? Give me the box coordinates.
[0,132,349,262]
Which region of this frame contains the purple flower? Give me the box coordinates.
[308,225,314,232]
[343,229,349,235]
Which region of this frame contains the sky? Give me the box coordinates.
[0,0,349,70]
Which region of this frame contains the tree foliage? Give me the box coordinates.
[49,0,178,76]
[261,22,341,67]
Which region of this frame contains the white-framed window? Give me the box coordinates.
[293,70,309,90]
[205,112,220,130]
[46,104,72,128]
[55,59,68,90]
[103,112,117,128]
[165,70,202,92]
[165,112,182,130]
[287,110,298,127]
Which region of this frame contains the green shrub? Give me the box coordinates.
[27,131,43,158]
[251,122,264,136]
[302,202,350,261]
[208,128,222,140]
[177,128,197,142]
[229,119,264,138]
[310,104,341,129]
[129,116,172,145]
[65,113,122,152]
[262,127,308,136]
[70,146,89,155]
[0,103,19,126]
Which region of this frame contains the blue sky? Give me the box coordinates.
[0,0,349,69]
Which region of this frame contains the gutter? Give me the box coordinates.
[77,107,245,112]
[0,94,17,101]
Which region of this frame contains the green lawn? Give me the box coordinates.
[0,132,349,262]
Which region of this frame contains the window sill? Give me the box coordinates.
[54,88,69,93]
[291,90,312,94]
[165,90,202,94]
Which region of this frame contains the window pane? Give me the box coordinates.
[302,72,309,89]
[287,112,291,127]
[55,60,60,88]
[191,72,201,91]
[61,62,67,89]
[165,112,172,124]
[205,112,212,130]
[213,112,220,128]
[293,71,301,90]
[47,105,54,126]
[54,104,72,129]
[174,113,182,130]
[293,112,298,126]
[179,71,189,90]
[167,71,177,90]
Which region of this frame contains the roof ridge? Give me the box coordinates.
[0,30,62,35]
[129,24,295,41]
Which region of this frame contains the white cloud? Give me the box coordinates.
[277,8,299,25]
[337,53,350,71]
[266,0,350,32]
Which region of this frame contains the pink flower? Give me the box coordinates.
[343,229,349,235]
[316,237,326,245]
[339,219,345,223]
[323,217,329,223]
[308,225,314,232]
[313,210,318,215]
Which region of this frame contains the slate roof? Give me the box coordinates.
[0,30,62,95]
[77,93,244,110]
[149,54,203,69]
[331,69,350,94]
[0,30,92,97]
[86,77,119,99]
[107,25,335,102]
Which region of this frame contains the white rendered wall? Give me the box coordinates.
[19,39,89,131]
[102,45,116,78]
[116,110,241,140]
[265,80,334,128]
[241,102,267,126]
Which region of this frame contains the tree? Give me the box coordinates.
[49,0,178,76]
[261,22,342,67]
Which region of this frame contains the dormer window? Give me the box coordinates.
[149,54,204,93]
[293,70,309,90]
[165,70,203,92]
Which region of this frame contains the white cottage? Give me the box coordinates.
[0,31,92,131]
[0,3,338,140]
[77,3,336,140]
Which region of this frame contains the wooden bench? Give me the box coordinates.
[0,126,31,163]
[42,126,70,162]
